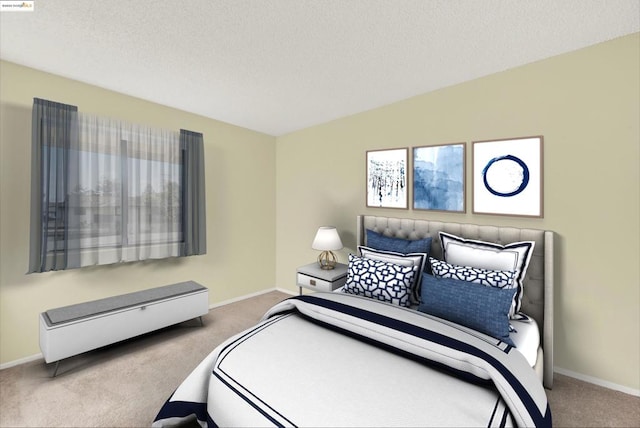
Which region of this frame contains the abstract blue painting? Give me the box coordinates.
[413,143,465,212]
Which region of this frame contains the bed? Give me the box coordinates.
[153,215,554,427]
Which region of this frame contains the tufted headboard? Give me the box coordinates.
[357,215,554,389]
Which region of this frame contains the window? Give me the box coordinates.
[29,98,206,273]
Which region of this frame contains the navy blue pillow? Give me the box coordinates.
[417,274,515,346]
[366,229,432,255]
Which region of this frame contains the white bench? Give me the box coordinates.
[39,281,209,376]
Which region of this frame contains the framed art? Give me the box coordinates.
[366,148,408,209]
[472,136,543,217]
[413,143,465,212]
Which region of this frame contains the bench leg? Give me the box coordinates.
[199,316,204,327]
[52,361,60,377]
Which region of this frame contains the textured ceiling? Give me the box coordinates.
[1,1,639,136]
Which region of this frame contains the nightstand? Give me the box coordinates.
[296,262,348,295]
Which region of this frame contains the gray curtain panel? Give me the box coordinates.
[28,98,79,273]
[180,129,207,256]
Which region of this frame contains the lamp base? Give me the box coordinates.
[317,251,337,270]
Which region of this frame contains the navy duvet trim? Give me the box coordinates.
[153,400,211,426]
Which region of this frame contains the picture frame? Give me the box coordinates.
[472,136,543,217]
[412,143,465,212]
[366,148,408,209]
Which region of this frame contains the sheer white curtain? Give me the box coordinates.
[67,113,182,267]
[29,98,206,273]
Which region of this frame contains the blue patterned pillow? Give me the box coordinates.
[366,229,432,255]
[343,254,417,307]
[358,246,427,305]
[417,274,515,346]
[430,257,515,288]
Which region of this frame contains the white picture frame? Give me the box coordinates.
[472,136,543,217]
[366,148,408,209]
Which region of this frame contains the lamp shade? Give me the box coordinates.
[311,226,343,251]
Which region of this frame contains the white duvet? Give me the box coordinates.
[153,292,551,427]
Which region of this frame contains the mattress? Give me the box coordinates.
[510,316,540,367]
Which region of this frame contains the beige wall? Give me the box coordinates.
[276,33,640,391]
[0,61,277,364]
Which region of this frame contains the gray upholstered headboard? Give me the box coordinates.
[357,215,554,389]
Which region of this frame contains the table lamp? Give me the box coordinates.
[312,226,343,270]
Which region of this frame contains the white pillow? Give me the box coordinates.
[439,232,535,316]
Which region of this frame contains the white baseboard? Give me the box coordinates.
[0,353,43,370]
[208,286,294,309]
[554,367,640,397]
[275,287,297,296]
[208,288,274,309]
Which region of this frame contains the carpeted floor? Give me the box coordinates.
[0,290,638,427]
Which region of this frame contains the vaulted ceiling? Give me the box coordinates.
[1,1,638,136]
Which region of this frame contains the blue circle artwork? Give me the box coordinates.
[482,155,530,197]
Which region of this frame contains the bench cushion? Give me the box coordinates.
[43,281,206,326]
